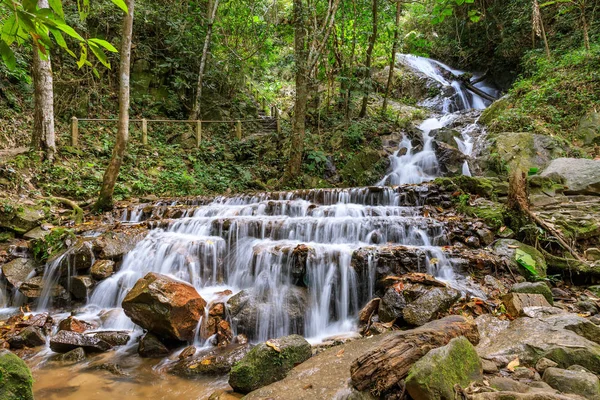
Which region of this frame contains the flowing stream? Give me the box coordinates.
[2,54,499,398]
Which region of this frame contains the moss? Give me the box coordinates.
[479,95,511,126]
[458,200,507,230]
[544,347,600,374]
[406,337,482,400]
[30,228,76,262]
[228,334,312,394]
[434,176,497,199]
[339,148,384,187]
[0,350,34,400]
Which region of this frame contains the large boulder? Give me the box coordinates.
[0,350,34,400]
[229,334,312,394]
[122,272,206,341]
[476,314,600,373]
[49,330,111,353]
[171,343,250,376]
[402,287,461,326]
[406,336,483,400]
[1,258,35,289]
[92,226,148,260]
[543,367,600,400]
[0,204,44,234]
[227,287,307,341]
[511,282,554,305]
[541,158,600,195]
[493,239,547,279]
[483,132,562,173]
[577,111,600,145]
[69,275,94,300]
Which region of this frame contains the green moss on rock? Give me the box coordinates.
[406,336,482,400]
[493,239,547,280]
[228,334,312,394]
[0,350,34,400]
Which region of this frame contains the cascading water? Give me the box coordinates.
[26,54,499,350]
[379,54,498,185]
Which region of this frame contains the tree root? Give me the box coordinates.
[540,248,599,276]
[42,196,84,224]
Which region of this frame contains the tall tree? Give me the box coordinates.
[31,0,56,162]
[190,0,221,120]
[94,0,135,211]
[284,0,341,183]
[359,0,378,118]
[382,0,402,115]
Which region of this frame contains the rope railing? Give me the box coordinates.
[70,115,282,148]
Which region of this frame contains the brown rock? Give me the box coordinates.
[209,303,225,316]
[90,259,115,280]
[138,332,170,358]
[178,345,196,360]
[359,298,380,324]
[502,293,551,318]
[122,272,206,341]
[58,316,94,333]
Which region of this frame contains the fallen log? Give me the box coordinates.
[464,81,496,102]
[350,315,479,395]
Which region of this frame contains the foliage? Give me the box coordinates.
[31,227,75,262]
[515,248,540,278]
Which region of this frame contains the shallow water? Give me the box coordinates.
[31,354,229,400]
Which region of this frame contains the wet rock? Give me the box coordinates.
[51,239,95,275]
[476,314,600,373]
[543,367,600,400]
[406,336,483,400]
[178,345,196,360]
[7,326,46,349]
[92,226,148,260]
[229,334,312,394]
[171,343,250,376]
[50,347,86,364]
[465,236,481,248]
[49,330,111,353]
[97,363,128,376]
[493,239,547,279]
[1,258,35,289]
[18,276,69,303]
[208,390,244,400]
[358,298,380,324]
[227,287,308,341]
[378,288,407,323]
[58,316,94,333]
[92,331,130,347]
[138,332,169,358]
[16,313,52,330]
[122,272,206,341]
[536,358,559,373]
[541,158,600,195]
[503,293,551,318]
[69,275,94,300]
[0,349,34,400]
[402,287,460,326]
[90,259,115,280]
[511,282,554,305]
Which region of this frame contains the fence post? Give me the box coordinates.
[276,109,281,135]
[236,120,242,140]
[196,120,202,147]
[71,117,79,147]
[142,118,148,145]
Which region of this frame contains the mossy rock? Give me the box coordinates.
[459,198,507,230]
[0,350,34,400]
[484,132,563,173]
[493,239,547,280]
[433,176,497,199]
[339,148,383,187]
[0,204,44,234]
[479,95,511,126]
[511,282,554,305]
[228,334,312,394]
[406,336,482,400]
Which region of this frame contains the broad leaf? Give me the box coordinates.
[110,0,128,14]
[89,42,110,68]
[48,0,65,19]
[0,42,16,70]
[88,38,118,52]
[515,249,539,277]
[55,22,85,41]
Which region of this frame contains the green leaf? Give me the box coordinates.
[0,42,16,70]
[1,14,18,45]
[88,38,118,52]
[92,67,100,78]
[110,0,128,14]
[55,22,85,42]
[88,42,110,68]
[77,43,87,68]
[48,0,65,19]
[49,28,75,57]
[515,249,539,277]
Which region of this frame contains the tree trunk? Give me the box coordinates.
[382,0,402,115]
[359,0,378,118]
[31,0,56,162]
[190,0,221,120]
[94,0,135,212]
[350,315,479,394]
[581,8,590,51]
[283,0,308,183]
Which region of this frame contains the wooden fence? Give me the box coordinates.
[70,113,282,148]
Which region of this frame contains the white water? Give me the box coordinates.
[379,55,497,186]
